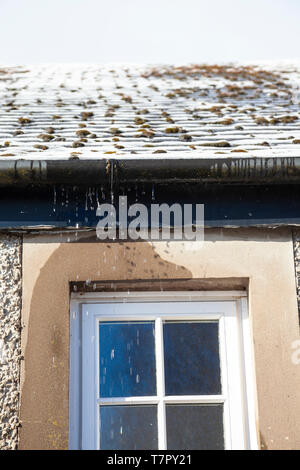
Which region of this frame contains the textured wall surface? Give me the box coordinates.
[0,235,22,450]
[293,228,300,323]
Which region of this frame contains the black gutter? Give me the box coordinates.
[1,157,300,230]
[1,156,300,187]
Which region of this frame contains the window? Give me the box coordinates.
[69,292,258,450]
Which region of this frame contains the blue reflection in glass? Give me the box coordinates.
[163,321,221,395]
[100,405,158,450]
[99,321,156,397]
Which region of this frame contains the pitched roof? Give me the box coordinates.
[0,63,300,160]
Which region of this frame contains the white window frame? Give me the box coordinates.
[69,291,258,450]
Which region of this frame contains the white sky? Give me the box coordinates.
[0,0,299,64]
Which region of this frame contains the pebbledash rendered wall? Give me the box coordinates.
[0,235,22,450]
[293,228,300,323]
[0,229,300,449]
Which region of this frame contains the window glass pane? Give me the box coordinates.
[99,321,156,397]
[100,405,158,450]
[163,321,221,395]
[166,404,224,450]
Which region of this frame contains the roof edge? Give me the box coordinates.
[1,157,300,187]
